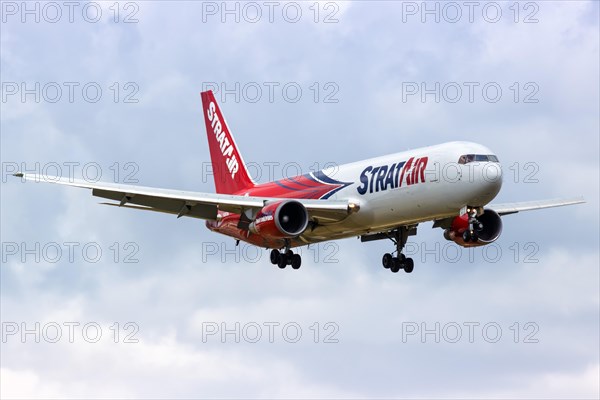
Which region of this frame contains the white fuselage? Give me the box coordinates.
[303,141,503,242]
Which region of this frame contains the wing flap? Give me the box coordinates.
[93,189,219,219]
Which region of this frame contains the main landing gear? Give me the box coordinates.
[382,227,414,274]
[462,208,483,243]
[270,245,302,270]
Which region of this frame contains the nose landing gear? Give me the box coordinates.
[463,208,483,243]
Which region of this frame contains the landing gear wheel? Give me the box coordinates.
[404,258,414,273]
[471,233,479,242]
[382,253,393,269]
[291,254,302,270]
[277,255,287,269]
[270,249,280,265]
[390,258,402,273]
[462,230,472,242]
[382,227,417,274]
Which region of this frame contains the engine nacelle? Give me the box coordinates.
[249,200,309,239]
[443,209,503,247]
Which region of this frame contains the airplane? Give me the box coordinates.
[14,90,585,273]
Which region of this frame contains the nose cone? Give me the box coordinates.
[468,162,503,205]
[484,162,503,192]
[483,162,503,200]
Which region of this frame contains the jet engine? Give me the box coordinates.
[443,209,503,247]
[249,200,309,239]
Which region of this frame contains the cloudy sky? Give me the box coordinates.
[1,1,599,398]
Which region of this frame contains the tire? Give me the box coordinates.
[390,258,401,273]
[291,254,302,269]
[404,258,414,273]
[382,253,393,269]
[270,249,280,265]
[278,255,287,269]
[462,230,472,242]
[471,233,479,242]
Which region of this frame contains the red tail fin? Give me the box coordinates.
[201,91,255,194]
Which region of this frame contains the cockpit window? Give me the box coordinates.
[458,154,499,164]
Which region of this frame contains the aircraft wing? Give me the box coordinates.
[487,197,586,216]
[13,173,355,223]
[431,196,584,229]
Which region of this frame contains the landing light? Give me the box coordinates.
[348,203,360,213]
